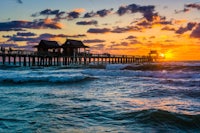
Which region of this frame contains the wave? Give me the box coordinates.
[83,69,200,79]
[105,61,200,71]
[0,69,94,84]
[113,109,200,131]
[0,75,94,84]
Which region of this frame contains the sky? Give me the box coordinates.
[0,0,200,61]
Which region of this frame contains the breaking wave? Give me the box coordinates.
[0,69,93,84]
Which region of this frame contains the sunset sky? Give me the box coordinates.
[0,0,200,61]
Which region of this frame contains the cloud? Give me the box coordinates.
[31,9,66,22]
[16,32,36,36]
[175,8,190,14]
[83,39,105,43]
[176,22,197,34]
[136,20,152,28]
[73,8,86,13]
[130,39,141,44]
[125,35,137,39]
[3,34,36,42]
[111,26,141,33]
[83,11,96,18]
[67,11,81,19]
[67,8,86,19]
[191,23,200,38]
[0,43,19,48]
[120,42,129,46]
[40,9,60,16]
[175,3,200,14]
[110,41,135,47]
[87,25,143,34]
[38,33,86,39]
[76,20,98,25]
[87,28,111,33]
[91,44,105,49]
[161,26,176,31]
[3,33,86,44]
[96,9,113,17]
[185,3,200,10]
[0,19,63,31]
[116,3,156,22]
[83,8,113,18]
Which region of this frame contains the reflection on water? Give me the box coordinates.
[0,63,200,132]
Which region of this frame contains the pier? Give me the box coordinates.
[0,39,156,67]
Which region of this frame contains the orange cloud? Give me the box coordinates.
[73,8,86,13]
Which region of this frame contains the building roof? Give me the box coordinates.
[62,39,89,48]
[34,40,60,49]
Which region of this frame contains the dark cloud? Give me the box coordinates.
[0,42,36,50]
[110,41,130,48]
[83,11,96,18]
[38,33,86,39]
[136,20,152,28]
[32,9,63,17]
[83,8,113,18]
[185,3,200,10]
[83,39,105,43]
[175,8,190,14]
[3,33,86,44]
[126,35,137,39]
[16,32,36,36]
[176,22,197,34]
[87,28,111,33]
[87,25,142,34]
[111,26,141,33]
[161,26,176,31]
[91,44,105,49]
[40,9,60,16]
[120,42,129,46]
[0,19,63,31]
[117,3,156,22]
[0,43,19,48]
[96,8,113,17]
[158,20,172,25]
[130,39,141,44]
[141,7,157,22]
[67,11,81,19]
[191,23,200,38]
[76,20,98,25]
[31,9,66,22]
[3,35,36,42]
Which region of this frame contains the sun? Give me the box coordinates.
[160,53,165,58]
[159,51,174,61]
[162,51,174,60]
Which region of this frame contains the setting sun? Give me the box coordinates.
[164,51,174,60]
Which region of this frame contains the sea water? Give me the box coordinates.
[0,61,199,132]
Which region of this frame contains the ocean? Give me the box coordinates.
[0,61,200,132]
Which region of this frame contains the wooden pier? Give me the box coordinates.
[0,39,156,67]
[0,49,153,67]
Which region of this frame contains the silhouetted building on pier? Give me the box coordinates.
[34,40,61,55]
[149,50,158,61]
[62,39,89,56]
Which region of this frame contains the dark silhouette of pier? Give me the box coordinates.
[0,39,157,67]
